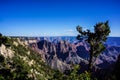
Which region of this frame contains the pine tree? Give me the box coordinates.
[76,21,110,70]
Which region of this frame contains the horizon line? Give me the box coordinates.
[7,35,120,38]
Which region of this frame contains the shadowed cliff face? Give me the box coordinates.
[30,39,120,72]
[35,40,88,71]
[95,46,120,68]
[37,40,56,55]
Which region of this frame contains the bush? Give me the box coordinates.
[0,54,4,63]
[14,44,28,56]
[79,71,92,80]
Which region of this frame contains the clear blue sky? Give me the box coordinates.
[0,0,120,36]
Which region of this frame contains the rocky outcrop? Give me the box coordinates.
[0,44,14,58]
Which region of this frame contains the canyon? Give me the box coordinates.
[26,37,120,72]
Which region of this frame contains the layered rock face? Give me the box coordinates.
[30,38,120,71]
[95,45,120,68]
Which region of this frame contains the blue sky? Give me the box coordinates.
[0,0,120,36]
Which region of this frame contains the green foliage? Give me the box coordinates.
[68,65,80,80]
[14,44,28,56]
[79,71,90,80]
[0,68,12,80]
[0,54,4,63]
[50,70,65,80]
[76,21,110,70]
[79,71,96,80]
[12,56,31,80]
[64,64,97,80]
[0,55,31,80]
[28,49,41,61]
[0,35,13,47]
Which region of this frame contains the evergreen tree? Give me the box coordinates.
[76,21,110,70]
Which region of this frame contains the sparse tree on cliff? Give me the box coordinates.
[76,21,110,70]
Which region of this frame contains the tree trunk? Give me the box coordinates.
[89,53,93,70]
[88,46,93,71]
